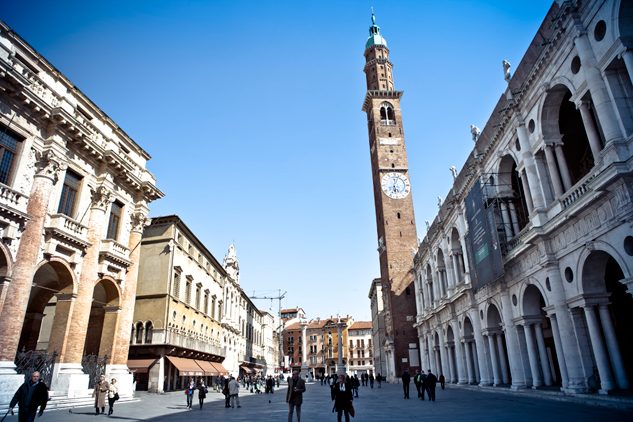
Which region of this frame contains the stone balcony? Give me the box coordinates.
[98,239,132,280]
[0,183,30,242]
[43,213,91,263]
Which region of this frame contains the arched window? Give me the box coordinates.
[380,102,395,125]
[135,322,144,344]
[145,321,153,344]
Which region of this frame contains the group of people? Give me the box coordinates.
[401,368,440,402]
[92,375,119,415]
[319,372,382,389]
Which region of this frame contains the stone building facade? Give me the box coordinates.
[129,216,228,392]
[348,321,374,376]
[0,20,162,405]
[413,0,633,396]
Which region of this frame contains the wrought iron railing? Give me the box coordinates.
[14,348,58,387]
[81,354,108,389]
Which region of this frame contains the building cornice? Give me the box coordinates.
[361,90,404,113]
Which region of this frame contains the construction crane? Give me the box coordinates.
[249,290,287,373]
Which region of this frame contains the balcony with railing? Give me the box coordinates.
[380,120,396,126]
[0,183,27,213]
[165,330,226,357]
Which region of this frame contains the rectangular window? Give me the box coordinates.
[185,280,192,304]
[211,298,216,319]
[172,272,180,298]
[57,170,81,217]
[106,201,123,240]
[195,286,201,309]
[0,128,21,185]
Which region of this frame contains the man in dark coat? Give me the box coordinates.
[331,374,353,422]
[413,370,422,399]
[401,368,411,399]
[286,370,306,422]
[426,369,438,402]
[368,372,374,388]
[9,371,48,422]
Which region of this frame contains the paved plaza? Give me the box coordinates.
[6,381,633,422]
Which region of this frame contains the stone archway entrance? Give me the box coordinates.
[580,251,631,391]
[17,260,75,354]
[83,278,121,359]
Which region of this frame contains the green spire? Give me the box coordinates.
[366,11,387,49]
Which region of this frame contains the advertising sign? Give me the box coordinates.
[464,182,504,290]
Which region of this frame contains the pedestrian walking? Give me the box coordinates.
[9,371,48,422]
[439,373,445,390]
[413,370,422,399]
[92,375,110,415]
[401,368,410,399]
[197,378,207,409]
[286,370,306,422]
[426,370,438,402]
[185,379,195,410]
[229,377,241,408]
[419,371,427,400]
[376,373,382,388]
[369,372,374,388]
[331,374,353,422]
[107,378,118,415]
[222,378,231,408]
[352,375,360,398]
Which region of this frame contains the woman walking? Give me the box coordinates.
[197,378,207,409]
[107,378,118,415]
[331,375,353,422]
[185,379,195,410]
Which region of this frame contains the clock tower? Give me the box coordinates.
[361,13,420,378]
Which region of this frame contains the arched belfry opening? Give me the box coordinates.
[380,102,395,125]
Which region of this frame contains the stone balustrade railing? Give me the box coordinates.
[560,171,597,210]
[0,183,26,210]
[100,238,130,257]
[48,213,89,238]
[165,330,226,356]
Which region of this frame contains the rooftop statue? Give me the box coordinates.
[503,60,512,83]
[223,243,240,283]
[470,125,481,142]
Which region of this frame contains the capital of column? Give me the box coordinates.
[34,150,67,183]
[90,186,115,210]
[130,212,151,234]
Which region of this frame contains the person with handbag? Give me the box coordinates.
[185,379,195,410]
[331,374,353,422]
[107,378,119,415]
[196,378,207,409]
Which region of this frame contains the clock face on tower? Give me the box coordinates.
[381,172,410,199]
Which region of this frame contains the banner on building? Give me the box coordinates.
[464,182,504,291]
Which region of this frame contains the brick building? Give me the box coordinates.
[0,20,162,406]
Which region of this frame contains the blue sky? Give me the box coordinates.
[2,0,555,321]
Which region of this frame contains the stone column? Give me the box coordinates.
[622,49,633,87]
[451,321,467,384]
[447,345,456,383]
[336,321,345,376]
[471,309,491,385]
[110,212,150,396]
[419,336,428,370]
[500,202,514,241]
[46,293,76,358]
[55,186,113,396]
[508,202,521,235]
[547,314,569,388]
[534,323,553,386]
[515,123,545,210]
[543,145,564,198]
[487,334,501,385]
[574,33,623,145]
[598,304,629,389]
[300,319,311,380]
[0,152,65,363]
[458,236,471,285]
[523,324,543,388]
[583,305,615,391]
[496,333,510,384]
[553,145,573,192]
[451,253,461,285]
[499,291,527,388]
[519,171,534,213]
[428,337,436,375]
[464,341,474,384]
[438,328,449,379]
[576,101,603,161]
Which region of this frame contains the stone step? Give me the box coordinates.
[0,395,140,413]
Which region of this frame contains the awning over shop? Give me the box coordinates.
[127,359,157,374]
[166,356,204,377]
[195,360,219,376]
[240,366,252,374]
[211,362,230,376]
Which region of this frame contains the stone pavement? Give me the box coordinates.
[4,381,633,422]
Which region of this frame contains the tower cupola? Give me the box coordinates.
[366,13,387,49]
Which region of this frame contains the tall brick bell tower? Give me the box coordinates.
[361,13,420,380]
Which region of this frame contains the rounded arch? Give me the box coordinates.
[616,0,633,40]
[521,283,548,317]
[0,241,13,278]
[93,276,122,307]
[578,241,631,295]
[540,81,577,138]
[497,154,519,196]
[486,303,503,330]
